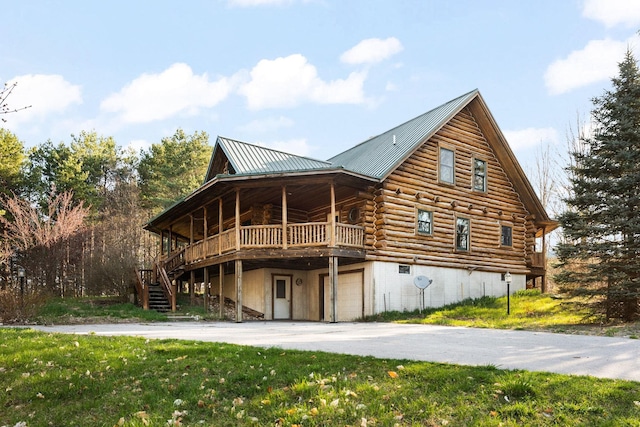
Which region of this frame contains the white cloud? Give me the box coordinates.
[503,127,559,151]
[544,38,631,95]
[257,138,313,157]
[100,63,232,124]
[340,37,404,65]
[582,0,640,28]
[238,116,295,133]
[238,54,367,110]
[3,74,82,126]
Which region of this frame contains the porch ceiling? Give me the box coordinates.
[147,172,376,241]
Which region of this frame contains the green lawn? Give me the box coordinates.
[364,290,640,338]
[1,328,640,427]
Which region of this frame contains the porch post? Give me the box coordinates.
[203,266,209,312]
[235,189,241,251]
[329,256,338,323]
[219,263,224,318]
[168,226,173,255]
[330,182,336,247]
[235,259,243,323]
[189,270,195,305]
[203,206,208,240]
[282,186,288,250]
[541,227,547,293]
[189,214,194,244]
[219,198,223,255]
[171,279,177,312]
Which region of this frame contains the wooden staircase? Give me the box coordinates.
[148,283,172,312]
[135,248,186,313]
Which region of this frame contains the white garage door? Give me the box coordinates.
[323,271,363,321]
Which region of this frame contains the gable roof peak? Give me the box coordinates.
[327,89,480,180]
[207,136,332,178]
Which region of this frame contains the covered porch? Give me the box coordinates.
[140,171,375,321]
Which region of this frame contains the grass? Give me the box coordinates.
[364,289,640,338]
[1,328,640,427]
[32,295,221,325]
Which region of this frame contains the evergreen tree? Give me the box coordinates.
[0,129,25,198]
[138,128,211,213]
[555,50,640,321]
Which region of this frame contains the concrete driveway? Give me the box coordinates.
[28,321,640,382]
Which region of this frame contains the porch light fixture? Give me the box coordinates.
[504,271,512,315]
[18,266,25,302]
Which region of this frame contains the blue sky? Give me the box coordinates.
[2,0,640,174]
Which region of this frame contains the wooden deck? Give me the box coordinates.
[183,222,364,265]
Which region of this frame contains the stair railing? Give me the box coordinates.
[135,269,151,310]
[162,248,186,277]
[156,263,176,312]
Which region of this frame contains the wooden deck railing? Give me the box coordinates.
[181,222,364,265]
[529,252,545,269]
[289,222,328,247]
[336,223,364,248]
[240,225,283,248]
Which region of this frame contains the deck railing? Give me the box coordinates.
[289,222,328,247]
[336,223,364,247]
[529,252,545,269]
[182,222,364,265]
[241,225,283,248]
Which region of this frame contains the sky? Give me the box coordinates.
[2,0,640,174]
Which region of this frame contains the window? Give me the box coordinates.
[501,225,513,247]
[456,217,470,251]
[473,158,487,192]
[417,209,433,235]
[276,279,286,299]
[439,147,454,184]
[399,265,411,274]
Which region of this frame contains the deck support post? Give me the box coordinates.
[219,263,224,318]
[203,266,209,312]
[189,270,195,306]
[235,259,243,323]
[329,256,338,323]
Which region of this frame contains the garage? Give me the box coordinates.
[322,269,364,321]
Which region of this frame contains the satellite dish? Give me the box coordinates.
[414,275,433,290]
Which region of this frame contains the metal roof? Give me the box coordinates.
[328,89,479,180]
[217,136,333,175]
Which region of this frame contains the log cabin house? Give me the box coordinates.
[138,89,557,321]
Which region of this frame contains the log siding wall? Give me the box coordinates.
[369,107,533,274]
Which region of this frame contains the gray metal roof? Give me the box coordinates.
[328,89,479,180]
[217,136,333,175]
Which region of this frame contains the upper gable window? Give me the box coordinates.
[439,147,455,184]
[473,158,487,192]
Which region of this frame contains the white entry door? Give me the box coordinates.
[273,276,291,319]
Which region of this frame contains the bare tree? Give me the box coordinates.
[0,81,31,122]
[0,191,89,296]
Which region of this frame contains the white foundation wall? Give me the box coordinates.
[371,261,525,314]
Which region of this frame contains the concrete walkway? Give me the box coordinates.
[28,321,640,382]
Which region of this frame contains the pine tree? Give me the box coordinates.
[555,50,640,321]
